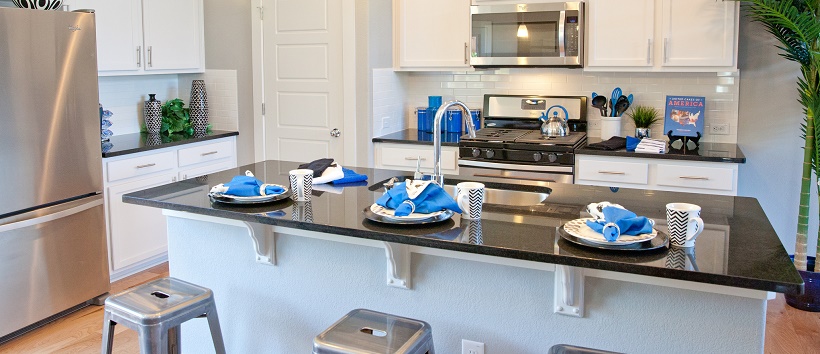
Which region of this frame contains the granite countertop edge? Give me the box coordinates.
[372,129,460,147]
[102,130,239,158]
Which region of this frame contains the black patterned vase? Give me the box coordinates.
[144,94,161,134]
[189,80,209,135]
[12,0,63,10]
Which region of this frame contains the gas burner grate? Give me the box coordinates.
[514,131,587,146]
[464,128,532,142]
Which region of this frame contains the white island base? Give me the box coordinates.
[164,212,769,354]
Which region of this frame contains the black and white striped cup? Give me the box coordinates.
[666,203,704,248]
[289,169,313,202]
[456,182,485,220]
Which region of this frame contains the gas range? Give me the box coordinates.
[457,94,588,185]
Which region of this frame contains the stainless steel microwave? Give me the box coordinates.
[470,2,584,68]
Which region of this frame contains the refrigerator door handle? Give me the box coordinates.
[0,198,103,234]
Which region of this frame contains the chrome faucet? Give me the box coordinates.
[432,100,477,186]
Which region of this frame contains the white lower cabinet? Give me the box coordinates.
[103,137,236,279]
[575,154,739,196]
[374,143,459,175]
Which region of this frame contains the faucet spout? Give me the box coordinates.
[432,100,477,186]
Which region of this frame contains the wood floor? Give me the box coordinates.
[0,263,817,353]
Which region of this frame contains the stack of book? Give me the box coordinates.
[635,138,667,154]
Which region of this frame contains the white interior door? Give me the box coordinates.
[262,0,346,164]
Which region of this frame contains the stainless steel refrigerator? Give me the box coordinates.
[0,7,109,341]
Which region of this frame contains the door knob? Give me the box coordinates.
[330,128,341,137]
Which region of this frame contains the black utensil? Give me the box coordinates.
[614,95,630,117]
[591,95,608,117]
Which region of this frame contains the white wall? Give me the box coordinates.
[737,9,817,257]
[98,75,179,135]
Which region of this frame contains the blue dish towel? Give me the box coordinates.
[626,136,641,152]
[585,206,653,241]
[330,168,368,184]
[376,181,462,216]
[216,174,285,197]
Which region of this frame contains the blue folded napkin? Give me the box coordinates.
[212,173,285,197]
[626,136,641,152]
[585,206,653,241]
[330,168,368,185]
[376,181,462,216]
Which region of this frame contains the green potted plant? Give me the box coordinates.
[626,105,660,139]
[737,0,820,311]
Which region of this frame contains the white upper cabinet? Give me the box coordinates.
[586,0,737,72]
[64,0,204,75]
[393,0,471,71]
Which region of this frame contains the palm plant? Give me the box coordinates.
[739,0,820,272]
[626,105,661,128]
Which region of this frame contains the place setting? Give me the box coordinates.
[208,170,291,205]
[557,201,668,251]
[363,180,485,225]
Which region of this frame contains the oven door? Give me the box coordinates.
[458,160,574,185]
[470,2,583,67]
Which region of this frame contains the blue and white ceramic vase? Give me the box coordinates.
[189,80,209,135]
[12,0,63,10]
[144,94,162,134]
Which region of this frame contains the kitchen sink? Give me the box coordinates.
[370,176,549,206]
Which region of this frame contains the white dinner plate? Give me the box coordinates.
[562,218,657,245]
[369,203,444,221]
[208,184,289,205]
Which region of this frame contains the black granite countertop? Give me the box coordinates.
[123,160,801,294]
[102,130,239,158]
[577,138,746,163]
[372,129,461,147]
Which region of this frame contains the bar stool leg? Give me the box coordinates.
[100,311,116,354]
[205,307,227,354]
[138,325,165,354]
[167,325,181,354]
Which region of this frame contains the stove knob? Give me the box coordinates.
[485,149,495,159]
[471,148,481,158]
[547,153,558,163]
[532,153,542,162]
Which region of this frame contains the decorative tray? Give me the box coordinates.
[208,185,290,205]
[363,204,454,225]
[557,224,668,251]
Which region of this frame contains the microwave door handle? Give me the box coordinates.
[558,10,566,58]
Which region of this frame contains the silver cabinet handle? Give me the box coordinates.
[201,151,219,156]
[647,39,652,64]
[597,171,625,175]
[464,42,468,64]
[330,128,341,137]
[405,157,427,161]
[678,176,709,180]
[663,38,668,63]
[136,46,141,67]
[147,46,153,68]
[136,163,156,169]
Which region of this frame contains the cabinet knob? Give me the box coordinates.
[330,128,341,137]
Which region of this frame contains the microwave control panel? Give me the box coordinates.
[565,15,579,57]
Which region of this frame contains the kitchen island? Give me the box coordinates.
[124,160,802,354]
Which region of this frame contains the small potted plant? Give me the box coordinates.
[627,105,660,139]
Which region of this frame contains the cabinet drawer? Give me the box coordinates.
[577,159,649,185]
[178,140,234,167]
[106,151,176,183]
[656,164,734,191]
[379,146,457,170]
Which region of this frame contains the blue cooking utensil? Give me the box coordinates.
[610,87,622,117]
[592,92,598,99]
[627,93,633,105]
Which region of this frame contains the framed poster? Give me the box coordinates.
[664,96,705,137]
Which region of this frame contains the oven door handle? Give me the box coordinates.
[458,159,574,173]
[472,173,557,183]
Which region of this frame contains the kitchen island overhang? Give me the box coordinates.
[124,160,803,353]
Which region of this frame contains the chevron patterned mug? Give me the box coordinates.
[666,203,705,248]
[289,169,313,202]
[456,182,485,220]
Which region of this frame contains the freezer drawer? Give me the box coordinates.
[0,195,109,338]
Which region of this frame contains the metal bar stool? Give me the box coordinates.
[100,277,226,354]
[313,309,434,354]
[549,344,623,354]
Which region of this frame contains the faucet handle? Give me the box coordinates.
[413,156,423,180]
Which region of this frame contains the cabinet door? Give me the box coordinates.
[586,0,654,67]
[661,0,736,67]
[64,0,143,72]
[179,159,236,181]
[394,0,471,69]
[141,0,203,71]
[106,172,177,271]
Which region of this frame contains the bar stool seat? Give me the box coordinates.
[548,344,623,354]
[101,277,226,354]
[313,309,434,354]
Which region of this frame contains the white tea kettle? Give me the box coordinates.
[540,105,570,137]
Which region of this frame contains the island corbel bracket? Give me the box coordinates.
[244,222,276,266]
[554,265,584,317]
[384,242,411,289]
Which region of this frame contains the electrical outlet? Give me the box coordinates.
[382,117,391,129]
[589,120,601,129]
[711,123,729,135]
[462,339,485,354]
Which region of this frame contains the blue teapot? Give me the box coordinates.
[540,105,569,137]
